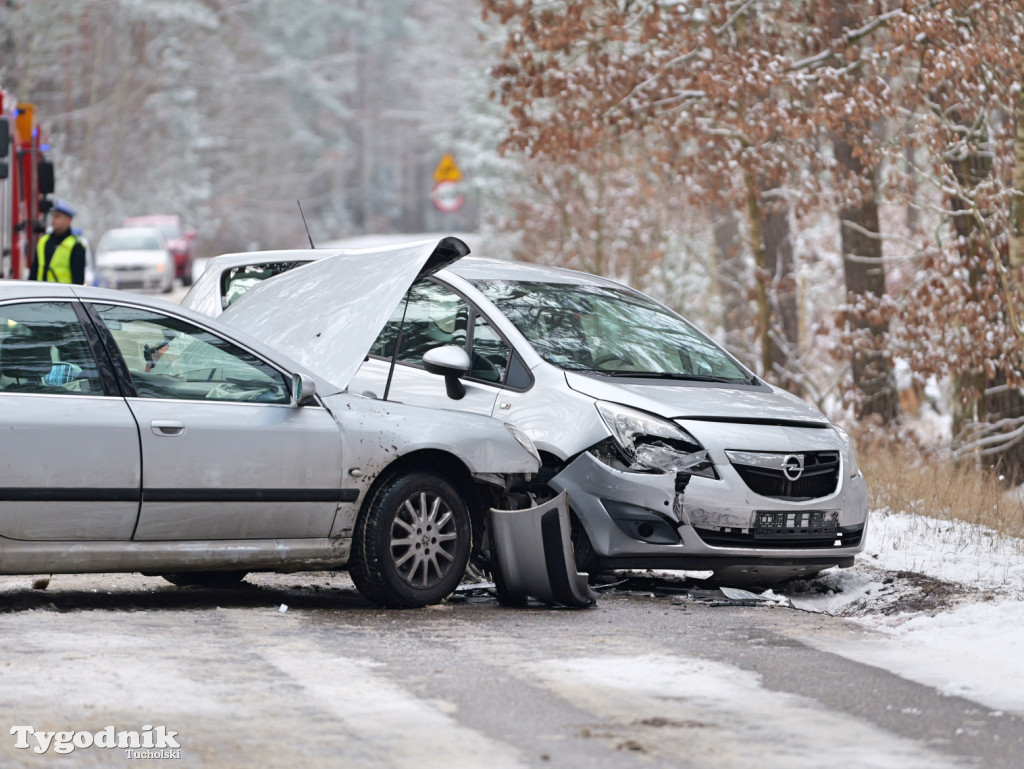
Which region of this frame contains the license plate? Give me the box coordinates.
[754,511,838,538]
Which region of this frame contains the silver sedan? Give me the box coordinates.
[0,250,540,608]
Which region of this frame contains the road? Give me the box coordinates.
[0,571,1018,768]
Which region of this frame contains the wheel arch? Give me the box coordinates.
[359,449,488,548]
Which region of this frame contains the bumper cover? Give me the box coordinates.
[488,491,596,608]
[549,450,869,581]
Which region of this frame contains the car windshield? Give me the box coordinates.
[154,223,181,239]
[472,279,753,383]
[100,231,162,251]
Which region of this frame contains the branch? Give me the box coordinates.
[713,0,756,37]
[789,6,912,72]
[836,220,926,262]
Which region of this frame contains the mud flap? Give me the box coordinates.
[488,491,596,608]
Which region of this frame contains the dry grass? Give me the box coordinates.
[857,432,1024,539]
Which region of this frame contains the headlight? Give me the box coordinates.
[505,423,540,464]
[595,401,716,478]
[832,425,859,478]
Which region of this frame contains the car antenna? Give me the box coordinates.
[297,200,315,248]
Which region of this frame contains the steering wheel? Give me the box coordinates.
[471,352,501,382]
[592,352,635,369]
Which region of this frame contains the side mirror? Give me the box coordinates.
[186,230,197,240]
[423,345,470,400]
[291,372,317,406]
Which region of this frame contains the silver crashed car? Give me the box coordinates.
[185,241,870,585]
[0,239,542,608]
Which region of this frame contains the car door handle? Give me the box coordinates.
[151,420,186,437]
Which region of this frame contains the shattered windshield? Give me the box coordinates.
[472,279,752,383]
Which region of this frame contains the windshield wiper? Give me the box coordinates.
[600,371,750,384]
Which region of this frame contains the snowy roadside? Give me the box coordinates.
[781,510,1024,715]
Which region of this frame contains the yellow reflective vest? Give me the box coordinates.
[36,234,78,283]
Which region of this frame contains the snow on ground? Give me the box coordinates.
[530,654,962,769]
[781,510,1024,715]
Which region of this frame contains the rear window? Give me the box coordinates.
[221,262,312,308]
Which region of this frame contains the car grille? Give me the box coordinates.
[693,524,864,549]
[729,451,840,500]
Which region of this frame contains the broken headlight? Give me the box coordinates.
[595,401,717,478]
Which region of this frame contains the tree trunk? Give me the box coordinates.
[760,191,801,395]
[711,204,749,350]
[832,130,898,423]
[1011,52,1024,270]
[948,152,990,444]
[743,173,775,381]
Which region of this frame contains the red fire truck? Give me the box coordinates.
[0,87,55,279]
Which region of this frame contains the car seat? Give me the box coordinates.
[0,336,65,393]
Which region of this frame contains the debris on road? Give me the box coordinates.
[488,492,597,609]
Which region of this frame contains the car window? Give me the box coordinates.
[371,282,470,366]
[0,302,104,395]
[100,231,163,252]
[156,223,181,239]
[470,316,509,383]
[222,262,311,309]
[94,305,290,404]
[369,281,511,385]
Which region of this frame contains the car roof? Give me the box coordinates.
[198,247,630,292]
[102,226,164,236]
[100,226,165,239]
[122,215,180,224]
[443,255,626,289]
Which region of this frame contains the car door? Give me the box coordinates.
[349,280,511,415]
[0,300,141,541]
[88,302,344,541]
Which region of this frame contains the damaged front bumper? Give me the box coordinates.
[488,491,596,608]
[547,450,870,582]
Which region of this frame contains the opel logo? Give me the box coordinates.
[782,454,804,481]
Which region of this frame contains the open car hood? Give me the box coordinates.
[219,237,469,392]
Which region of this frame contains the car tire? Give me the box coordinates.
[350,472,471,609]
[160,571,248,588]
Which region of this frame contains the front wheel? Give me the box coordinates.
[350,472,471,609]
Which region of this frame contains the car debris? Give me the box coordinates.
[488,492,596,608]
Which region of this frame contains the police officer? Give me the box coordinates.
[29,199,86,284]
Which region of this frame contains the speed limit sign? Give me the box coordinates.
[431,180,465,213]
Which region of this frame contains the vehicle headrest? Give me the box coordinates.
[0,336,54,380]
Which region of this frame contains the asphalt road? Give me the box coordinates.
[0,572,1019,768]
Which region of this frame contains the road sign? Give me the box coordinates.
[433,153,462,183]
[431,180,465,213]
